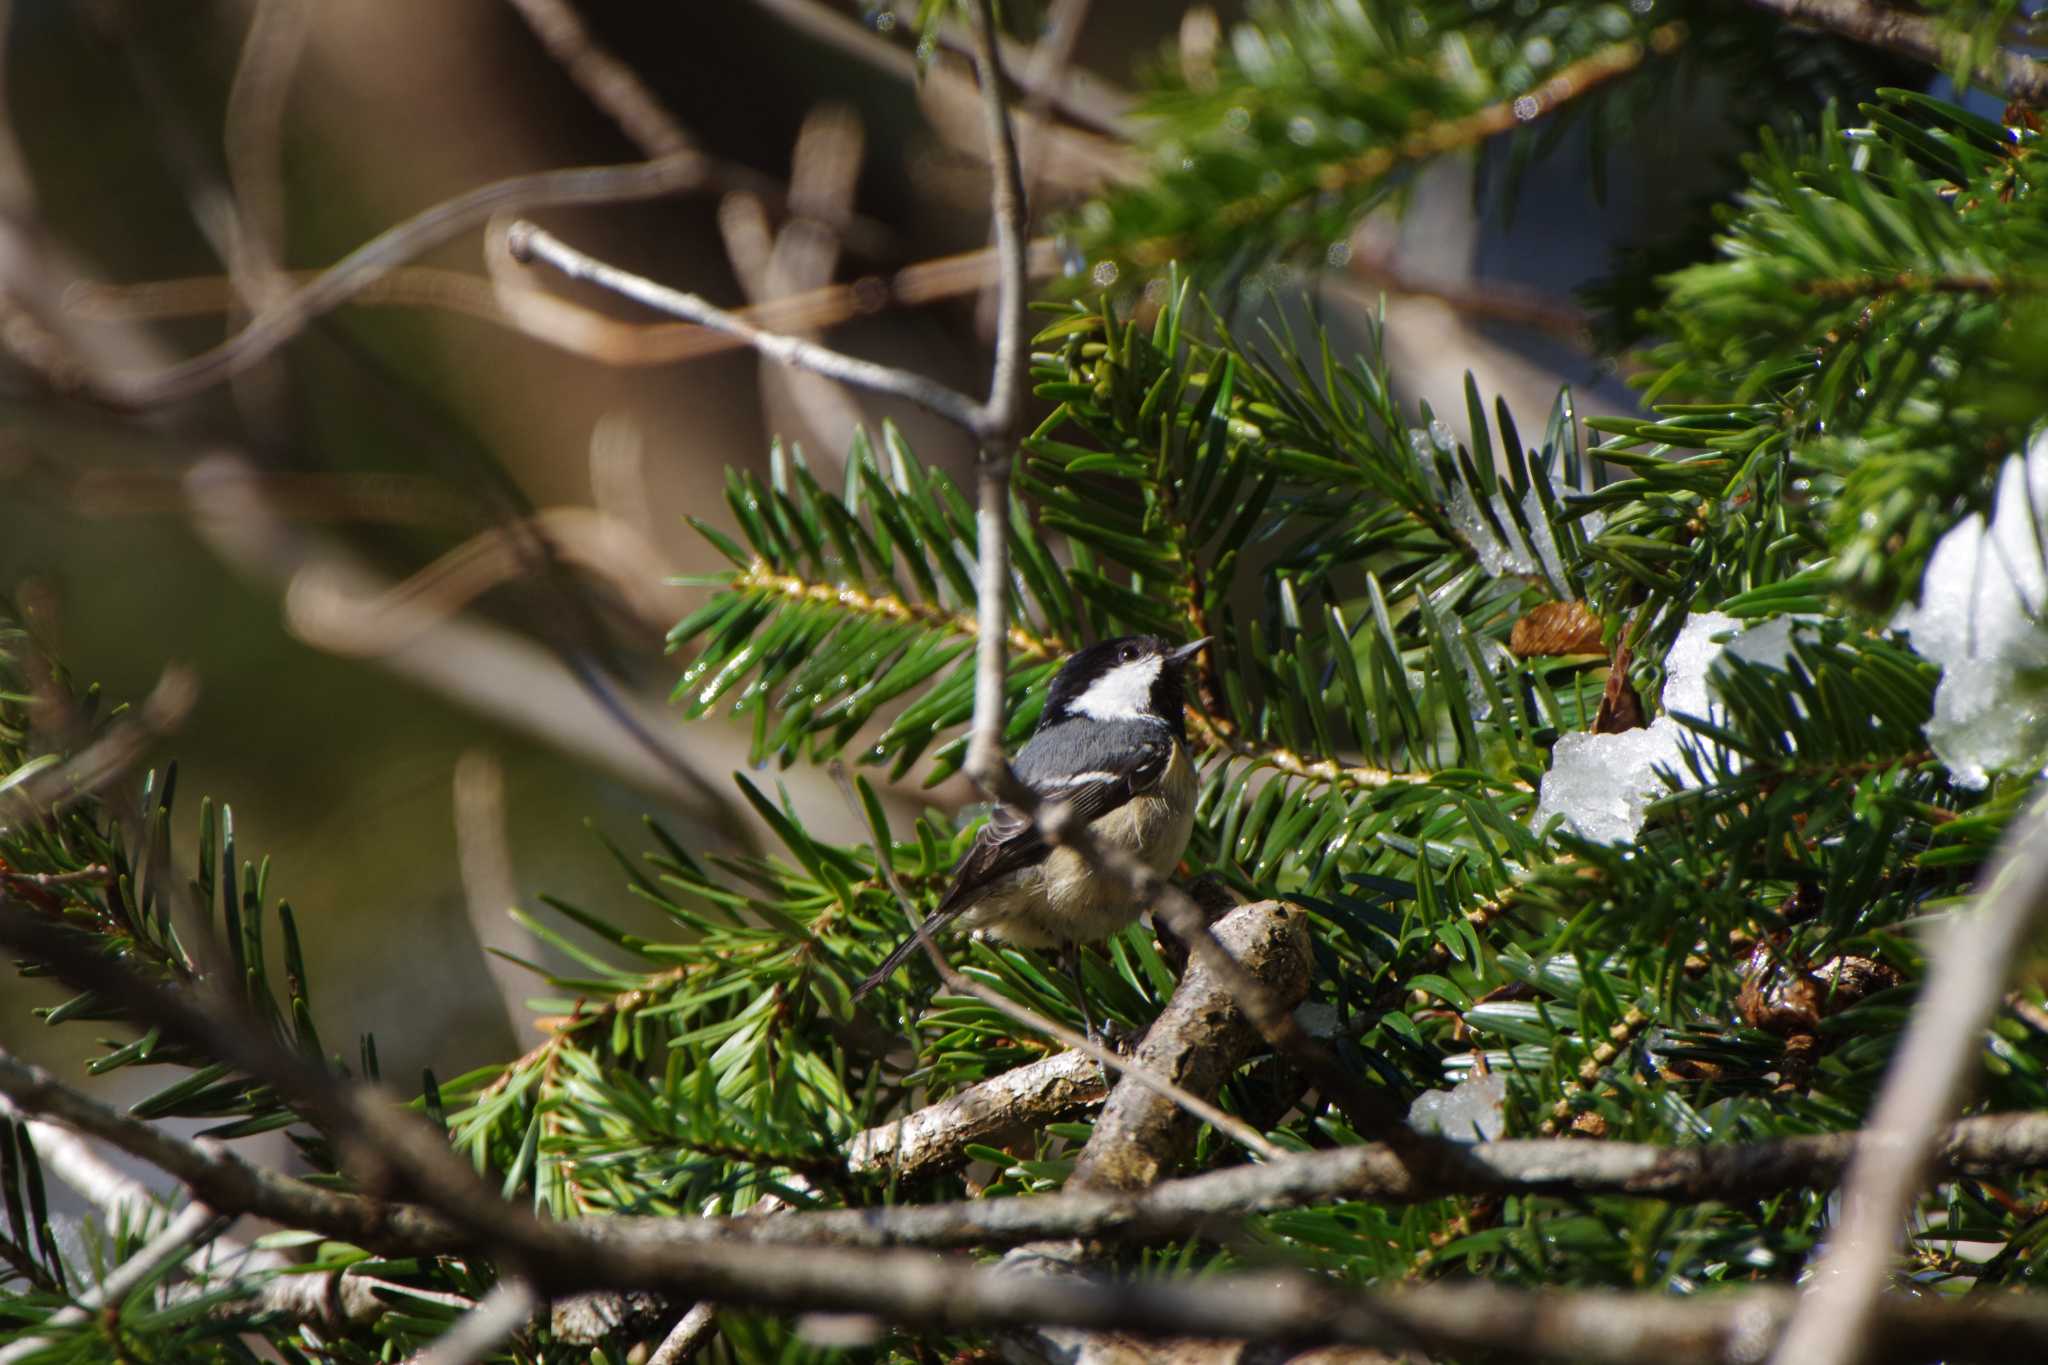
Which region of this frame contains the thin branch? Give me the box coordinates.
[0,1201,231,1365]
[1770,793,2048,1365]
[0,1044,463,1258]
[1742,0,2048,103]
[0,665,197,819]
[23,1022,2048,1263]
[68,238,1066,364]
[220,0,311,307]
[959,0,1037,801]
[648,1303,720,1364]
[505,222,983,431]
[99,156,711,408]
[968,0,1032,443]
[638,1109,2048,1251]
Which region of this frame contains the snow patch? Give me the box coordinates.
[1408,1071,1509,1142]
[1533,611,1808,844]
[1892,431,2048,788]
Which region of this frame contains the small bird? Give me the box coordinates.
[854,635,1210,1029]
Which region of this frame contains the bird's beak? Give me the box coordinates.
[1168,637,1212,667]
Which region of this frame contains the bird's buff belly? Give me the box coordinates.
[956,790,1194,949]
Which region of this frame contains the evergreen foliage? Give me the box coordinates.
[6,2,2048,1362]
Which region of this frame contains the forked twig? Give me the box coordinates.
[103,156,712,407]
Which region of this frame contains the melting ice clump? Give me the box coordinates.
[1407,1071,1509,1142]
[1892,433,2048,789]
[1533,611,1806,844]
[1408,424,1605,589]
[1444,479,1606,589]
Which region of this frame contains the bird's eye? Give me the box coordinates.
[1120,645,1139,662]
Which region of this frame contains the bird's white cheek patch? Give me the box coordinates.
[1070,657,1164,721]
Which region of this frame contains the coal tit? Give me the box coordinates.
[855,635,1209,1020]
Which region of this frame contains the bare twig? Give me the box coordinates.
[221,0,311,307]
[648,1302,720,1364]
[99,156,711,407]
[1770,794,2048,1365]
[22,1026,2048,1264]
[0,1044,461,1258]
[960,0,1036,800]
[0,1201,231,1365]
[1742,0,2048,103]
[969,0,1032,445]
[0,665,197,819]
[72,238,1066,364]
[407,1276,541,1365]
[505,222,983,431]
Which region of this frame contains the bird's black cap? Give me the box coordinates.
[1038,635,1210,737]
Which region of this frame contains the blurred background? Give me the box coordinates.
[0,0,1729,1139]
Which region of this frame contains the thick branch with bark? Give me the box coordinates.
[1742,0,2048,103]
[1069,900,1310,1192]
[22,1011,2048,1264]
[845,1047,1108,1180]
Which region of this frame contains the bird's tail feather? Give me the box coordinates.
[853,906,967,1000]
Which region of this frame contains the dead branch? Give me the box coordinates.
[1741,0,2048,102]
[845,1047,1109,1180]
[1069,901,1310,1193]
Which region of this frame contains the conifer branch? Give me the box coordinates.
[722,560,1437,793]
[1742,0,2048,103]
[731,564,1068,659]
[1123,21,1687,268]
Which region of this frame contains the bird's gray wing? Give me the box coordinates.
[945,719,1174,906]
[852,722,1172,998]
